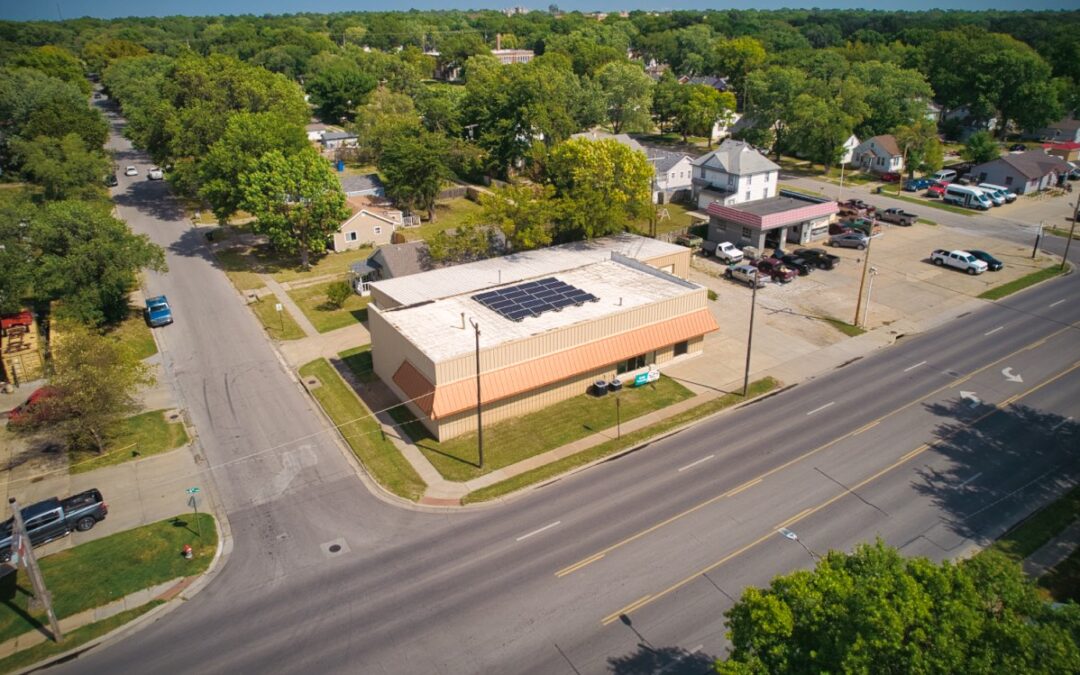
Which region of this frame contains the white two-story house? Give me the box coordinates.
[691,140,780,210]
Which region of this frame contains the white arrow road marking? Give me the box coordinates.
[516,521,561,542]
[806,401,835,416]
[1002,367,1023,383]
[960,391,981,408]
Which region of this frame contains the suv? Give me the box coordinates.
[755,258,797,283]
[148,167,164,180]
[724,264,767,288]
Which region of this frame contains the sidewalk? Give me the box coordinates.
[260,275,319,338]
[1023,518,1080,579]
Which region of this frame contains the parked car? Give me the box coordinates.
[839,199,876,218]
[978,183,1016,203]
[779,254,813,276]
[878,207,918,226]
[931,249,988,275]
[793,248,841,270]
[931,169,958,182]
[105,173,118,187]
[675,233,703,249]
[926,181,949,198]
[755,257,797,283]
[903,177,933,192]
[148,167,164,180]
[838,218,881,237]
[879,172,901,183]
[1009,143,1027,151]
[6,387,60,430]
[968,250,1004,271]
[724,264,767,288]
[702,240,743,264]
[830,232,869,250]
[943,184,992,210]
[145,295,173,327]
[0,489,109,563]
[124,165,138,176]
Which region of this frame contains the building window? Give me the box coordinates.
[373,226,382,235]
[747,173,753,185]
[616,354,647,375]
[745,191,751,201]
[741,227,752,238]
[727,175,735,188]
[346,232,358,242]
[763,189,768,200]
[1005,176,1013,185]
[674,340,689,357]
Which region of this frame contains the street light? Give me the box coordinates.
[852,234,874,327]
[777,527,818,562]
[861,266,878,328]
[742,268,759,397]
[1063,199,1079,271]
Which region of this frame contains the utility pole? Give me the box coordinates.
[1063,200,1079,271]
[853,235,874,327]
[861,267,878,328]
[9,498,62,642]
[615,396,621,439]
[1032,221,1043,259]
[742,269,759,397]
[469,318,483,468]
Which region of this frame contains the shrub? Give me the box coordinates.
[325,281,353,309]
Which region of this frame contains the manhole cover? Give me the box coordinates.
[329,544,341,553]
[320,538,349,557]
[305,377,322,389]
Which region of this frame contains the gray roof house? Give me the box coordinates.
[1037,117,1080,144]
[690,139,780,209]
[571,130,693,204]
[679,75,729,92]
[320,131,358,149]
[350,241,432,295]
[338,172,385,197]
[850,135,904,175]
[970,150,1072,195]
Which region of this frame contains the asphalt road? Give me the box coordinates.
[55,105,1080,675]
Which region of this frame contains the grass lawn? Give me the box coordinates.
[299,359,425,501]
[287,281,371,333]
[822,317,866,337]
[338,346,375,384]
[413,377,696,482]
[249,296,305,340]
[0,513,216,644]
[977,265,1068,300]
[212,242,374,286]
[399,197,483,242]
[877,188,975,216]
[778,183,829,199]
[68,410,189,474]
[465,377,780,503]
[270,246,375,284]
[0,602,162,674]
[212,249,266,291]
[1048,225,1080,239]
[105,307,157,361]
[637,202,699,237]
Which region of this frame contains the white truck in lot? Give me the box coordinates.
[931,249,988,275]
[703,240,744,264]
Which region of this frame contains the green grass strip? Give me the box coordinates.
[977,265,1067,300]
[821,317,866,337]
[463,377,780,504]
[250,296,305,340]
[988,483,1080,562]
[299,359,425,501]
[877,190,974,216]
[69,410,189,474]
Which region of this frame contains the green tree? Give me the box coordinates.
[10,46,89,95]
[82,38,149,74]
[711,36,767,108]
[718,541,1080,674]
[545,137,653,241]
[475,183,556,251]
[651,72,684,134]
[675,85,736,146]
[198,112,309,223]
[850,61,934,138]
[596,61,655,134]
[894,118,944,178]
[787,93,856,170]
[0,193,35,314]
[241,146,350,270]
[0,69,108,154]
[324,281,352,310]
[427,224,500,264]
[379,129,452,222]
[415,84,466,136]
[11,133,110,201]
[47,321,154,454]
[352,86,422,164]
[305,58,378,122]
[30,200,167,326]
[963,131,1001,164]
[744,66,806,158]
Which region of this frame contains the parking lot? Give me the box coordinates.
[662,219,1062,394]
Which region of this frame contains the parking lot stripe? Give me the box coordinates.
[806,401,835,416]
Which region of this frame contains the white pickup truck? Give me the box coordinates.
[931,249,988,275]
[703,240,744,264]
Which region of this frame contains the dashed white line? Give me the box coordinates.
[959,471,982,487]
[678,455,715,472]
[984,326,1004,336]
[903,361,927,372]
[1050,299,1066,308]
[516,521,561,542]
[806,401,835,416]
[1050,417,1074,433]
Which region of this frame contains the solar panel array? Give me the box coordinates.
[472,277,599,322]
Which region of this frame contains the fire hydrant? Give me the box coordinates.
[182,544,193,560]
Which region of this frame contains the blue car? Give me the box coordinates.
[903,177,932,192]
[145,295,173,327]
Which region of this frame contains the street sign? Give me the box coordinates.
[187,495,200,509]
[186,487,200,495]
[778,527,799,541]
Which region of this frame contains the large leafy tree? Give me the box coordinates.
[787,93,856,170]
[81,38,149,74]
[30,200,167,326]
[545,137,653,241]
[9,46,89,95]
[894,118,944,178]
[475,183,556,252]
[241,146,350,270]
[674,84,736,146]
[710,36,767,108]
[850,61,934,138]
[962,131,1001,164]
[0,193,35,315]
[0,68,108,157]
[305,57,378,122]
[651,72,684,134]
[47,321,154,454]
[718,541,1080,674]
[743,66,807,158]
[596,61,655,134]
[352,87,422,164]
[379,129,452,222]
[11,133,110,201]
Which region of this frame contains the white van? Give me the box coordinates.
[978,183,1017,203]
[932,169,958,182]
[976,186,1004,206]
[943,184,992,210]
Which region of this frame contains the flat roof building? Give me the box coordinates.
[368,235,716,440]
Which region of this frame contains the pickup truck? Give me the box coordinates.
[755,257,797,283]
[793,248,840,270]
[145,295,173,327]
[878,208,918,226]
[839,199,876,218]
[724,263,767,288]
[0,489,108,562]
[832,218,881,237]
[707,241,744,264]
[931,249,988,275]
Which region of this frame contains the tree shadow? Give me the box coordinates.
[911,398,1080,546]
[607,643,717,675]
[111,179,187,222]
[0,567,49,638]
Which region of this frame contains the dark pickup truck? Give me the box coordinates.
[793,248,841,270]
[0,489,108,562]
[839,199,876,218]
[878,207,918,226]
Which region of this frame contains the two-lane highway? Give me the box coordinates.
[59,102,1080,675]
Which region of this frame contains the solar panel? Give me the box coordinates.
[472,276,599,322]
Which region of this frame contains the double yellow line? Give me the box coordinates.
[598,358,1080,626]
[556,322,1077,582]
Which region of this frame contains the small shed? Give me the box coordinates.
[1,310,44,385]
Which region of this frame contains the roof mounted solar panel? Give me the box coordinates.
[472,276,598,321]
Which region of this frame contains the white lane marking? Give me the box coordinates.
[1050,299,1066,308]
[516,521,561,542]
[678,455,715,472]
[1050,417,1074,433]
[984,326,1004,336]
[806,401,835,416]
[903,361,927,372]
[959,472,982,487]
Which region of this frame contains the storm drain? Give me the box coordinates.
[321,538,349,557]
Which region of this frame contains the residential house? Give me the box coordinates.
[1037,117,1080,144]
[305,123,331,142]
[690,139,780,210]
[1043,142,1080,163]
[331,196,406,252]
[970,150,1072,195]
[839,134,860,165]
[710,112,742,145]
[850,135,904,175]
[338,172,386,198]
[941,106,998,141]
[320,131,358,150]
[350,241,432,295]
[570,130,692,203]
[678,75,729,92]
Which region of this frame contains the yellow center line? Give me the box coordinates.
[598,359,1080,626]
[554,323,1078,579]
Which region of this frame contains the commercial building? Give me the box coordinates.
[705,189,839,251]
[368,235,715,440]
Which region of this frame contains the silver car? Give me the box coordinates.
[829,232,869,250]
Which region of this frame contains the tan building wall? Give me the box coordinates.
[331,212,395,252]
[642,250,690,279]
